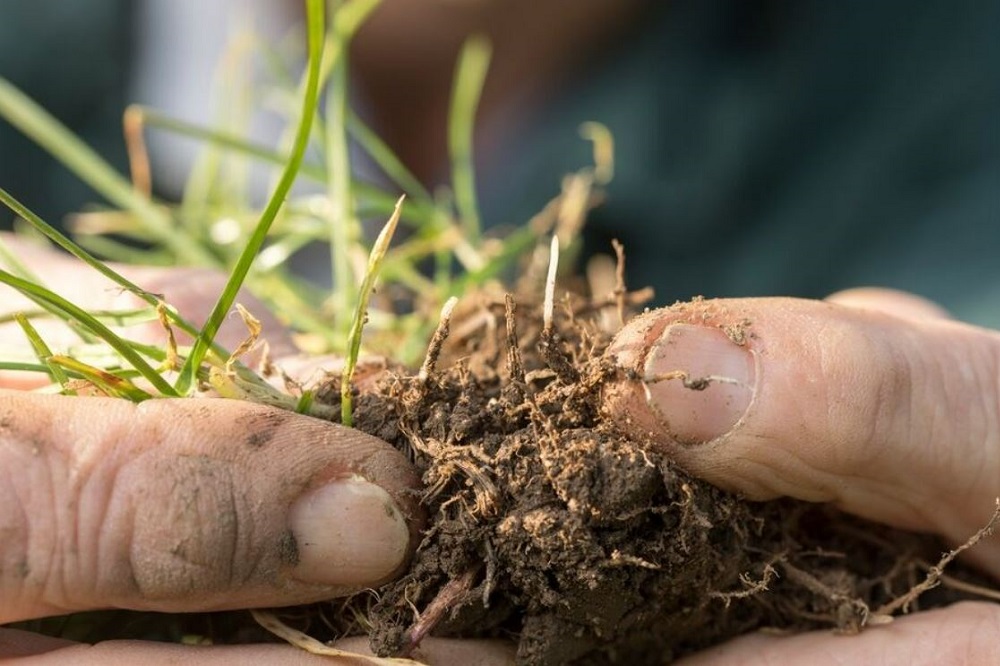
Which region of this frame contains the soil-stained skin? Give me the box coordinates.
[317,295,981,665]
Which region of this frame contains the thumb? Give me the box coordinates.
[605,297,1000,575]
[0,391,419,623]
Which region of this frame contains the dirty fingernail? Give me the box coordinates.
[640,324,755,444]
[288,476,410,586]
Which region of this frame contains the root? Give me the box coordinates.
[781,561,870,632]
[935,570,1000,602]
[872,498,1000,620]
[611,238,627,327]
[418,297,457,384]
[539,327,579,385]
[643,370,745,391]
[710,555,784,608]
[574,286,655,319]
[400,567,480,657]
[538,238,579,383]
[504,294,526,397]
[543,235,559,334]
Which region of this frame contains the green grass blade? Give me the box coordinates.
[448,35,492,244]
[13,313,74,392]
[0,277,97,345]
[0,269,178,396]
[341,195,403,426]
[325,28,356,332]
[0,360,79,376]
[138,107,327,180]
[332,0,382,35]
[134,109,439,224]
[0,79,213,264]
[72,234,169,266]
[1,308,158,329]
[325,0,382,338]
[295,390,316,414]
[174,0,326,395]
[1,187,155,294]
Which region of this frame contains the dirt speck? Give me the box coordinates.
[277,531,300,567]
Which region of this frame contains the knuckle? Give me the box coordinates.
[0,464,32,619]
[108,452,250,606]
[0,431,99,620]
[0,406,67,621]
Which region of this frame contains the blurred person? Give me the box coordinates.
[3,0,1000,664]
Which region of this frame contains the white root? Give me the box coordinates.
[543,235,559,333]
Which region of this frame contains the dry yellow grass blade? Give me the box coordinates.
[251,609,425,665]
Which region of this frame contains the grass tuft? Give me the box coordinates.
[0,0,604,413]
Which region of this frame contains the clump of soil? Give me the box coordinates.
[295,287,996,664]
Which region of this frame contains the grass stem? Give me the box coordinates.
[341,195,403,427]
[448,36,492,245]
[174,0,326,394]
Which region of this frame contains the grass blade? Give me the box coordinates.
[325,26,356,335]
[0,360,78,376]
[0,269,178,396]
[133,108,438,224]
[137,107,327,180]
[448,35,492,244]
[13,313,74,392]
[49,355,154,402]
[174,0,326,395]
[342,195,403,426]
[326,0,382,338]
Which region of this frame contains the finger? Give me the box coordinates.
[0,391,420,623]
[334,636,516,665]
[676,602,1000,666]
[826,287,952,321]
[0,629,515,665]
[0,236,296,389]
[605,297,1000,574]
[0,628,332,664]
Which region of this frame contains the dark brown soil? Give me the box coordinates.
[292,288,996,664]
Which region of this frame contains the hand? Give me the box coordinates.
[607,288,1000,665]
[0,239,513,665]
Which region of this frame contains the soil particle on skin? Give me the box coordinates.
[308,293,991,665]
[276,531,300,567]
